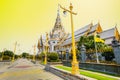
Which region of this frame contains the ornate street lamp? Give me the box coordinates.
[12,42,17,62]
[59,3,79,75]
[0,52,3,61]
[32,44,36,61]
[44,32,49,65]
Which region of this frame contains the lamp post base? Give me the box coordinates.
[12,59,14,62]
[0,58,3,61]
[12,56,15,62]
[32,59,35,62]
[44,56,47,65]
[71,60,79,75]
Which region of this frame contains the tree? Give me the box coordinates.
[22,52,29,58]
[15,54,19,59]
[102,46,114,61]
[39,52,59,62]
[47,52,59,62]
[77,35,112,62]
[77,36,87,51]
[77,35,107,53]
[1,50,14,60]
[4,50,14,57]
[0,52,2,57]
[39,52,45,61]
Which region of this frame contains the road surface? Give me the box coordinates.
[0,59,63,80]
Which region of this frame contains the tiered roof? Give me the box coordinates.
[62,23,92,46]
[61,23,120,46]
[99,27,120,45]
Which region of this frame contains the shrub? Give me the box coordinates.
[0,52,2,57]
[39,52,59,62]
[22,52,29,58]
[39,52,45,61]
[48,52,59,62]
[3,56,10,60]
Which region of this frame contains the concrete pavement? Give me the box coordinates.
[0,59,63,80]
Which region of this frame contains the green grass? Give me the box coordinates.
[82,68,120,77]
[55,65,118,80]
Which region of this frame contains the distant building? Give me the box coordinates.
[37,9,120,54]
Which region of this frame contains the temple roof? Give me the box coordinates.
[50,8,66,41]
[90,23,98,33]
[61,23,120,46]
[74,23,91,35]
[99,28,115,39]
[89,22,102,34]
[99,26,120,45]
[62,23,92,46]
[67,23,92,39]
[104,38,113,45]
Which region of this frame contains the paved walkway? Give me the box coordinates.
[0,59,63,80]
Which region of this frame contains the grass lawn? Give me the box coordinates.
[55,65,119,80]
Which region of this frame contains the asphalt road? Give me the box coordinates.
[0,59,63,80]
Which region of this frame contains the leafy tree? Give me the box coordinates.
[77,35,114,62]
[0,50,14,60]
[15,54,19,59]
[29,55,33,59]
[77,36,87,51]
[47,52,59,62]
[0,52,2,57]
[39,52,45,61]
[39,52,59,62]
[22,52,29,58]
[102,46,114,61]
[3,56,10,60]
[77,35,107,53]
[4,50,14,57]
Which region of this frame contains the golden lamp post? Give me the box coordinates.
[12,42,17,62]
[18,49,21,59]
[44,32,49,65]
[28,50,31,60]
[32,44,36,61]
[0,52,3,61]
[59,3,79,75]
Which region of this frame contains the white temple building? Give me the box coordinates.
[37,9,120,54]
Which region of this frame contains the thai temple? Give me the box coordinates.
[37,9,120,54]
